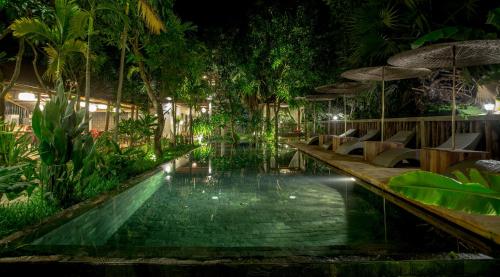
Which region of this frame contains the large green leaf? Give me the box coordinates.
[31,106,43,139]
[411,27,459,49]
[388,171,500,216]
[487,8,500,30]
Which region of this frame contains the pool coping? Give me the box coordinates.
[0,255,499,276]
[0,147,197,249]
[287,142,500,255]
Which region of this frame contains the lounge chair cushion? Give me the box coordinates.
[386,130,415,145]
[335,129,380,155]
[436,133,482,150]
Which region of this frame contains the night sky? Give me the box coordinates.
[174,0,257,32]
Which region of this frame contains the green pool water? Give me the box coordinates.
[9,145,481,259]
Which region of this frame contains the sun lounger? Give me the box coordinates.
[371,132,483,168]
[321,129,357,150]
[335,129,380,155]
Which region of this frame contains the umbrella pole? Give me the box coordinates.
[451,46,457,149]
[381,68,385,142]
[343,94,347,134]
[328,100,331,135]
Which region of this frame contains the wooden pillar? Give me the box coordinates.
[131,105,135,120]
[104,100,111,131]
[328,100,331,135]
[485,120,492,153]
[419,120,426,148]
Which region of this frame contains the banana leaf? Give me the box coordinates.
[388,171,500,216]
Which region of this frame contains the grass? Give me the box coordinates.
[0,191,60,238]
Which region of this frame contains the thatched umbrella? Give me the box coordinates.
[341,66,431,141]
[388,40,500,149]
[315,82,372,134]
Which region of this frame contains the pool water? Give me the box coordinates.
[9,145,477,259]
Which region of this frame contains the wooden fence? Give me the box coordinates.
[282,114,500,159]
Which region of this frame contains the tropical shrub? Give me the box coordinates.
[118,113,157,146]
[0,164,37,200]
[0,120,35,166]
[31,82,95,207]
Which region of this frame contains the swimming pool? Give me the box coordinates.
[3,145,486,259]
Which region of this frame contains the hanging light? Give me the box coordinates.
[484,103,495,112]
[88,104,97,112]
[18,92,37,101]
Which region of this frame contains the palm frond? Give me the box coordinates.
[10,18,55,43]
[43,45,61,81]
[137,0,166,34]
[69,10,90,39]
[380,6,399,29]
[61,39,88,56]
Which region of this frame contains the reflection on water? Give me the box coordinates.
[27,144,459,256]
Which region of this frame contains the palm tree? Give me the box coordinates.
[10,0,88,85]
[107,0,165,140]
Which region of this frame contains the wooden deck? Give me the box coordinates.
[288,142,500,251]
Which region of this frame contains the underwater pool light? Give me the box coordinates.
[211,196,219,200]
[289,195,296,199]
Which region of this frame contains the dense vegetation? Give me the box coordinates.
[0,0,499,237]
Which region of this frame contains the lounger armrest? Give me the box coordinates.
[332,136,357,151]
[364,141,405,162]
[420,148,490,173]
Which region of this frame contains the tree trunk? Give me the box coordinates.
[28,42,48,104]
[114,24,128,140]
[274,101,280,148]
[105,100,111,131]
[154,100,165,157]
[132,37,162,156]
[84,15,93,130]
[0,38,24,120]
[189,105,193,144]
[172,101,177,146]
[265,101,270,132]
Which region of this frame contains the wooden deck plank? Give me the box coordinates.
[288,142,500,246]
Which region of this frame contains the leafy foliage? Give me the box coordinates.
[10,0,88,82]
[31,82,95,206]
[389,171,500,216]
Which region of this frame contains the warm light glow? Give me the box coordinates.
[79,102,97,112]
[484,103,495,111]
[192,162,197,168]
[166,97,172,101]
[333,115,339,121]
[201,107,207,113]
[162,163,172,173]
[202,75,208,79]
[97,104,107,110]
[18,92,37,101]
